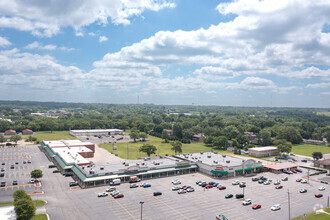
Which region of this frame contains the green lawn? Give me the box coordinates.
[292,212,330,220]
[31,214,48,220]
[99,135,233,160]
[0,200,46,207]
[291,144,330,157]
[29,131,77,141]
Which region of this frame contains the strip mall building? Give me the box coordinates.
[40,140,263,188]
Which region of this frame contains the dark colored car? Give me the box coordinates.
[13,180,18,185]
[236,194,244,199]
[114,194,124,199]
[153,192,162,196]
[69,182,78,187]
[315,194,323,198]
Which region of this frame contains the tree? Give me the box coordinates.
[312,152,323,160]
[171,141,182,155]
[14,198,36,220]
[161,130,170,143]
[139,144,157,157]
[140,132,148,141]
[10,135,22,143]
[129,127,140,142]
[30,169,43,181]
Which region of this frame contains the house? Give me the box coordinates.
[22,129,33,135]
[4,130,16,135]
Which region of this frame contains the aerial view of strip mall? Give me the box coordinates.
[0,1,329,220]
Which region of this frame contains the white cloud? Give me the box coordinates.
[0,36,11,47]
[24,41,74,51]
[0,0,175,37]
[99,36,108,43]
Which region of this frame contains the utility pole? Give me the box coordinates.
[140,201,144,220]
[287,189,291,220]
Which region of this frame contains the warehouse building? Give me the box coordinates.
[248,146,279,158]
[174,152,263,178]
[70,129,124,137]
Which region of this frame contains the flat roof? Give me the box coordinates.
[264,162,297,170]
[176,152,245,167]
[249,146,278,151]
[52,147,92,165]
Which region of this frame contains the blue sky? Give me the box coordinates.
[0,0,329,107]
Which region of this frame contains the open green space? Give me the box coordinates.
[100,135,234,160]
[30,131,77,141]
[0,200,46,207]
[291,144,330,157]
[292,210,330,220]
[31,214,48,220]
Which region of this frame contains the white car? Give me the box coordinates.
[301,179,307,184]
[242,199,252,206]
[97,192,108,197]
[271,204,281,211]
[318,186,326,191]
[232,180,240,185]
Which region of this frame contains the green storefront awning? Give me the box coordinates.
[211,170,229,174]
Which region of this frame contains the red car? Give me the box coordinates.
[114,194,124,199]
[315,194,323,198]
[275,185,283,189]
[252,204,262,209]
[205,184,213,189]
[291,170,297,173]
[296,179,302,182]
[218,186,226,190]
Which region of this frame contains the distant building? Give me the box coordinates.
[70,129,123,137]
[4,130,16,135]
[22,129,33,135]
[248,146,279,158]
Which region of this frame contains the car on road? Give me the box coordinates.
[301,179,307,183]
[299,189,307,193]
[172,186,180,191]
[242,199,252,206]
[130,183,138,188]
[271,204,281,211]
[275,185,283,189]
[177,189,186,194]
[218,186,226,190]
[186,187,195,192]
[315,193,323,198]
[98,192,108,197]
[69,182,78,187]
[236,194,244,199]
[252,204,262,209]
[225,194,233,199]
[13,180,18,185]
[232,180,240,185]
[318,186,326,191]
[114,194,124,199]
[106,187,116,192]
[281,177,288,181]
[153,192,162,196]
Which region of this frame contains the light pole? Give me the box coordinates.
[287,189,291,220]
[140,201,144,220]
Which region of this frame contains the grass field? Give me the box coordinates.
[99,135,233,160]
[29,131,77,141]
[31,214,48,220]
[0,200,46,207]
[291,144,330,157]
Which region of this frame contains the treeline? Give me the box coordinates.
[0,101,329,148]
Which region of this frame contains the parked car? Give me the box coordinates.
[218,186,226,190]
[153,192,162,196]
[172,186,180,191]
[106,187,116,192]
[186,187,195,192]
[232,180,240,185]
[236,194,244,199]
[114,194,124,199]
[315,193,323,198]
[252,204,262,209]
[130,183,138,188]
[271,204,281,211]
[69,182,78,187]
[225,194,233,199]
[242,199,252,206]
[299,189,307,193]
[318,186,326,191]
[98,192,108,197]
[275,185,283,189]
[177,189,186,194]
